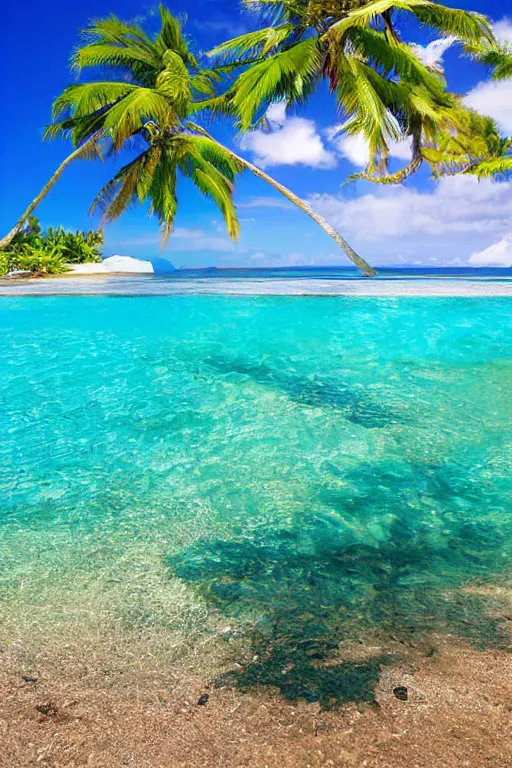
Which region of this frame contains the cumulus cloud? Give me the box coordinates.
[469,234,512,266]
[328,130,413,168]
[239,103,337,169]
[118,227,237,253]
[464,79,512,134]
[494,17,512,44]
[238,196,294,210]
[309,175,512,241]
[463,17,512,134]
[411,36,457,68]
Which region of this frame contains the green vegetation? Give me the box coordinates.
[1,1,511,269]
[0,6,376,275]
[212,0,508,184]
[0,216,103,277]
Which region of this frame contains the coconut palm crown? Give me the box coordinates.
[44,6,242,243]
[1,5,377,275]
[209,0,498,183]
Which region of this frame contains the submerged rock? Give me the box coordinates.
[393,686,409,701]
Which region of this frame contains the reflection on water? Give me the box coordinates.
[1,296,512,707]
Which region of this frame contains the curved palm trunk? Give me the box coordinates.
[231,150,377,277]
[198,129,376,276]
[0,137,98,251]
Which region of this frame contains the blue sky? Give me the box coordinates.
[2,0,511,268]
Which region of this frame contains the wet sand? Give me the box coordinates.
[1,634,511,768]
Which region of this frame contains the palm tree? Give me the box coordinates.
[0,138,100,250]
[421,111,512,180]
[0,7,376,276]
[209,0,497,183]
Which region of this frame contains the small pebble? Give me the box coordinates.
[393,686,408,701]
[36,701,58,717]
[197,694,209,706]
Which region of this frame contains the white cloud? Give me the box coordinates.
[328,130,413,168]
[494,18,512,44]
[464,79,512,134]
[411,36,457,69]
[266,102,287,127]
[463,17,512,134]
[172,227,205,239]
[248,250,312,266]
[117,227,238,253]
[239,104,337,169]
[469,234,512,266]
[309,175,512,241]
[239,196,294,210]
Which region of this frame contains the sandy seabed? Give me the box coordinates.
[2,279,512,766]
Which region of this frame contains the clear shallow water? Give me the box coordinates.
[2,272,512,297]
[2,296,512,706]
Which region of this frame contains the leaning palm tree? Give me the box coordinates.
[0,7,376,276]
[209,0,497,183]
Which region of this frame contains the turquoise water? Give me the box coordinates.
[2,296,512,706]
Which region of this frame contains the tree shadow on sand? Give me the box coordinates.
[166,459,512,708]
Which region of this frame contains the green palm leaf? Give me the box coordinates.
[231,39,321,129]
[468,157,512,179]
[155,5,198,68]
[52,82,138,120]
[329,0,494,48]
[208,24,295,63]
[102,88,176,149]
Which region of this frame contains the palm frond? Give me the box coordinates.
[190,69,222,98]
[230,39,321,129]
[176,138,240,240]
[185,134,244,180]
[208,24,295,63]
[155,50,191,116]
[155,4,198,68]
[329,0,494,49]
[52,82,138,120]
[468,156,512,179]
[80,15,152,47]
[476,45,512,80]
[71,43,160,82]
[345,27,446,95]
[412,4,494,47]
[102,88,176,149]
[147,147,179,242]
[89,152,148,222]
[191,167,240,240]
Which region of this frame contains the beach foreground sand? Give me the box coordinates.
[1,632,511,768]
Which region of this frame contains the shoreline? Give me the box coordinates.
[2,273,512,297]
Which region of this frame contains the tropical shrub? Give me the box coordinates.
[7,244,69,276]
[44,226,103,263]
[0,217,103,276]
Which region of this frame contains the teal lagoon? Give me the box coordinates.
[1,296,512,706]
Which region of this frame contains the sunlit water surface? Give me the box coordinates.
[2,296,512,705]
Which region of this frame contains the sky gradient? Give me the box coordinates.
[2,0,511,268]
